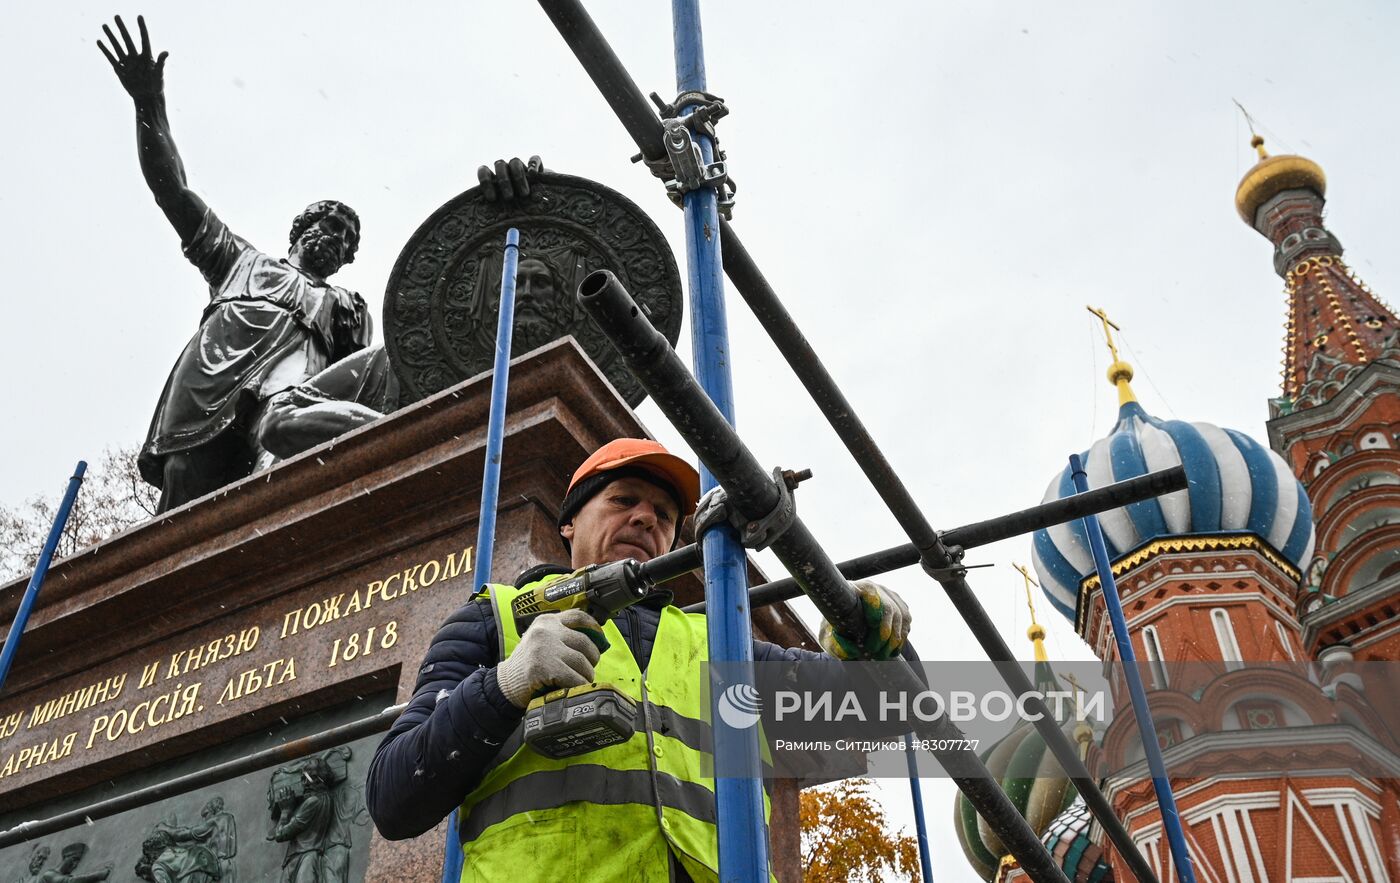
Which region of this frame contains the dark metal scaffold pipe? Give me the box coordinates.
[645,465,1188,609]
[673,465,1188,613]
[717,227,1159,882]
[579,269,1070,883]
[533,4,1155,878]
[537,1,667,164]
[0,703,406,848]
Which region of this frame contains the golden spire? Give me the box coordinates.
[1251,134,1269,160]
[1013,562,1049,662]
[1086,305,1138,407]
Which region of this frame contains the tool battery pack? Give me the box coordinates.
[523,682,638,759]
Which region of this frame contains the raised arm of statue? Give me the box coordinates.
[97,15,210,247]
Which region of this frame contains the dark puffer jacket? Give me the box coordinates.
[366,567,828,840]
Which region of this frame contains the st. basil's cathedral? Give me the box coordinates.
[954,137,1400,882]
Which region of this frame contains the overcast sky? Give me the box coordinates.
[5,2,1400,878]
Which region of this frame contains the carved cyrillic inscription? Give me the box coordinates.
[85,682,203,748]
[0,544,472,788]
[279,547,471,638]
[27,674,126,731]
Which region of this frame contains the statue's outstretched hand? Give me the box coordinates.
[477,156,545,202]
[97,15,167,101]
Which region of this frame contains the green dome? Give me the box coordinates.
[953,661,1088,881]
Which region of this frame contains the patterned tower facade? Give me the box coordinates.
[1244,137,1400,734]
[1003,143,1400,882]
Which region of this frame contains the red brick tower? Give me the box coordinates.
[1241,137,1400,715]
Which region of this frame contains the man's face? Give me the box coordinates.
[60,856,79,874]
[562,476,679,568]
[295,208,357,278]
[514,258,559,321]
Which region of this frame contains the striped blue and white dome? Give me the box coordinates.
[1032,399,1316,622]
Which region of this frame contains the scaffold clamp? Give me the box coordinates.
[694,466,809,550]
[633,90,736,217]
[921,543,969,581]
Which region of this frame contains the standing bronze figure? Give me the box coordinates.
[98,16,372,512]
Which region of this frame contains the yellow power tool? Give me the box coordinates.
[513,553,693,758]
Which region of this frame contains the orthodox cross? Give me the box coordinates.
[1012,561,1040,628]
[1060,671,1088,717]
[1086,304,1125,363]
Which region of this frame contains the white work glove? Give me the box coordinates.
[495,609,604,708]
[818,580,911,661]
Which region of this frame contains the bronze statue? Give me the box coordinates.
[257,159,684,460]
[255,749,367,883]
[195,797,238,883]
[255,160,545,460]
[266,756,333,883]
[135,831,219,883]
[144,797,238,883]
[98,16,372,512]
[256,346,399,460]
[35,845,111,883]
[17,846,50,883]
[319,746,368,883]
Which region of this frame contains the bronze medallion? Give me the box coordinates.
[383,172,683,407]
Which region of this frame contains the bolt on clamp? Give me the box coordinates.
[632,90,737,218]
[693,466,809,550]
[921,543,968,581]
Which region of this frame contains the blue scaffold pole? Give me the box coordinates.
[671,2,770,879]
[904,737,934,882]
[442,228,521,883]
[0,462,87,696]
[1070,454,1194,883]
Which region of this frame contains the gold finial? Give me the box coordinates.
[1013,562,1048,662]
[1059,672,1095,757]
[1232,104,1327,224]
[1086,305,1138,407]
[1073,722,1095,760]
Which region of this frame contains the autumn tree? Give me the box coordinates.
[0,447,158,581]
[800,777,921,882]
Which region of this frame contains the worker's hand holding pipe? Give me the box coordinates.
[819,580,910,660]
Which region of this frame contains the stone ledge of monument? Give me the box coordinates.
[0,338,815,690]
[0,343,613,680]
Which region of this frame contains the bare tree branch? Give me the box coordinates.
[0,446,159,580]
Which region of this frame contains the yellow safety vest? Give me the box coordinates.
[456,574,772,882]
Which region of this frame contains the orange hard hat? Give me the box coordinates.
[560,438,701,526]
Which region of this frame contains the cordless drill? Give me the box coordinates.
[514,554,693,758]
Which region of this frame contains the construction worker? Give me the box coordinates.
[366,438,911,881]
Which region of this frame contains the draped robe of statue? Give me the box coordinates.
[138,210,371,490]
[268,346,399,422]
